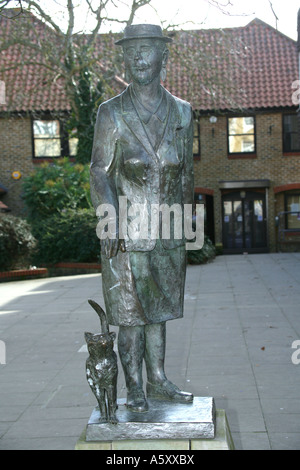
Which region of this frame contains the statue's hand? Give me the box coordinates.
[100,237,126,259]
[119,239,126,253]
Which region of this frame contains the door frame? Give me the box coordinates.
[221,189,268,254]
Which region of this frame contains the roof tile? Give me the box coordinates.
[0,13,297,113]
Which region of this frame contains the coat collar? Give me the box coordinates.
[130,85,168,124]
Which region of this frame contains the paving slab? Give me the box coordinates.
[0,253,300,450]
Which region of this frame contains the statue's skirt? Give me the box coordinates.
[101,240,186,326]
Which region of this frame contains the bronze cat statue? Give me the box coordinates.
[85,299,118,424]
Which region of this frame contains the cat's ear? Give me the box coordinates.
[84,332,93,342]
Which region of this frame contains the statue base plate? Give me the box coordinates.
[86,397,215,442]
[76,401,234,450]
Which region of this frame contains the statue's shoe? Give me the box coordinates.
[126,386,149,412]
[146,380,194,403]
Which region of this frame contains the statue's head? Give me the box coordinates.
[116,24,173,85]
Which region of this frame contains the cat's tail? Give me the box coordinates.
[88,299,109,334]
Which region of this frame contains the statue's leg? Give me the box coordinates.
[97,389,108,422]
[118,325,148,412]
[144,322,167,384]
[145,322,193,403]
[107,385,118,424]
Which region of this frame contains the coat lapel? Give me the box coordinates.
[121,86,158,162]
[157,89,181,155]
[121,85,181,161]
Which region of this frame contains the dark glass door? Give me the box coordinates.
[222,191,268,253]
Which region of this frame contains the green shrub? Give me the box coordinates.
[0,215,37,270]
[22,158,91,221]
[21,158,99,265]
[31,208,100,265]
[187,236,216,265]
[215,242,223,256]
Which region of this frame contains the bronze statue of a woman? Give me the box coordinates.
[90,24,194,412]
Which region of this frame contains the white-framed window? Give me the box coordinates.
[285,193,300,229]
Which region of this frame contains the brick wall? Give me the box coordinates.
[194,112,300,252]
[0,115,33,215]
[1,111,299,252]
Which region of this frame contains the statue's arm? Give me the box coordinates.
[90,102,121,258]
[90,103,118,209]
[182,104,194,206]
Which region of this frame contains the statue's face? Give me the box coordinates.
[123,39,168,85]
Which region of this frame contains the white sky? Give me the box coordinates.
[8,0,300,40]
[133,0,300,40]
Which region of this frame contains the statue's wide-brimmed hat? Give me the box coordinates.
[115,24,173,45]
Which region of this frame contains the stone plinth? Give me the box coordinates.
[75,397,234,450]
[86,397,215,442]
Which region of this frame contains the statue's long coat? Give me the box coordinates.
[90,84,194,326]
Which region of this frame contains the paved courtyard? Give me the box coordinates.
[0,253,299,450]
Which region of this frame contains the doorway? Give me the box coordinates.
[222,190,268,253]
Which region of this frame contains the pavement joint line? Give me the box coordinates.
[41,385,63,409]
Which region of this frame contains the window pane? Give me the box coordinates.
[33,120,61,157]
[34,138,61,157]
[286,195,300,229]
[229,135,255,153]
[290,133,300,150]
[33,120,60,138]
[193,120,200,156]
[283,115,300,151]
[229,117,254,135]
[242,138,255,152]
[228,117,255,153]
[284,115,298,133]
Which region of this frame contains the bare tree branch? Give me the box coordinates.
[268,0,279,30]
[64,0,75,69]
[21,0,63,36]
[0,0,23,17]
[66,0,75,40]
[85,0,109,48]
[127,0,152,25]
[204,0,254,17]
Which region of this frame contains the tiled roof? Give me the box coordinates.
[0,10,126,113]
[0,10,71,113]
[0,10,298,113]
[164,19,298,111]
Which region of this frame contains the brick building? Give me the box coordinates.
[165,20,300,253]
[0,11,299,252]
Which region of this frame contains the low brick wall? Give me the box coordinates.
[47,262,101,277]
[0,268,48,282]
[0,263,102,282]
